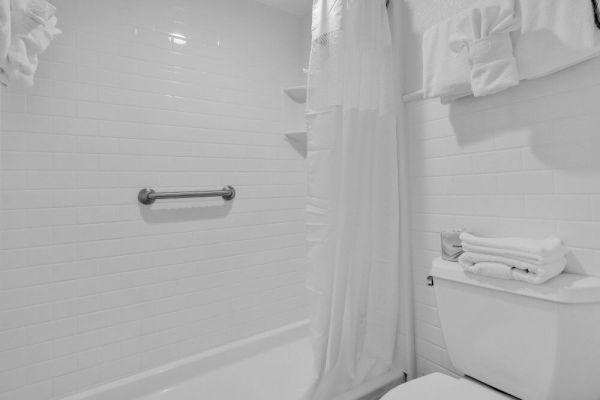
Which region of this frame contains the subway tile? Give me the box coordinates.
[558,222,600,250]
[554,170,600,194]
[523,195,591,221]
[0,0,308,397]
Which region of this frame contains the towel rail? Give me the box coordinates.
[138,186,236,205]
[403,89,425,102]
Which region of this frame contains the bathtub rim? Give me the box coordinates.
[59,320,310,400]
[59,319,406,400]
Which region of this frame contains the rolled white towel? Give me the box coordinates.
[459,232,567,264]
[421,14,472,102]
[458,251,567,284]
[449,0,521,97]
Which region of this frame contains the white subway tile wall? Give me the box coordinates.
[407,58,600,377]
[0,0,308,398]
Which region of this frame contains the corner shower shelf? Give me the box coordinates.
[284,130,307,140]
[283,86,307,103]
[282,84,308,158]
[284,131,307,158]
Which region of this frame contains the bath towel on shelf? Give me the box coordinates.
[0,0,60,87]
[449,0,521,97]
[458,232,568,284]
[421,0,600,102]
[513,0,600,80]
[421,13,472,103]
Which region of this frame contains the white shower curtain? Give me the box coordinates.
[305,0,405,398]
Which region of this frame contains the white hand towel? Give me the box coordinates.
[513,0,600,80]
[460,232,567,264]
[0,0,9,60]
[0,0,60,87]
[422,14,472,102]
[449,0,521,97]
[459,252,567,284]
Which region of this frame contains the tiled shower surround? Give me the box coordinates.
[404,0,600,377]
[0,0,308,398]
[3,0,600,398]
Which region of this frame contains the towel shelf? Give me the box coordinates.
[138,186,236,205]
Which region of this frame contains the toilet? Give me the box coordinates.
[383,258,600,400]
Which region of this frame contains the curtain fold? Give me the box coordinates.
[304,1,404,398]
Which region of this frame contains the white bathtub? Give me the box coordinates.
[61,321,404,400]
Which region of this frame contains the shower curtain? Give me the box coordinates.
[305,0,405,398]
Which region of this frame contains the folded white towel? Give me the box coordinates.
[460,232,567,264]
[459,251,567,284]
[422,0,600,102]
[513,0,600,80]
[422,13,472,102]
[0,0,60,87]
[449,0,521,97]
[0,0,9,60]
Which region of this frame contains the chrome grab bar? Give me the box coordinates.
[138,186,236,205]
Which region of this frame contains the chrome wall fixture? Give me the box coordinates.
[138,186,236,205]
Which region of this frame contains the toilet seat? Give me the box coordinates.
[381,373,514,400]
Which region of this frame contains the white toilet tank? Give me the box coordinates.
[431,258,600,400]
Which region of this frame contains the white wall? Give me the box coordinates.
[403,0,600,378]
[0,0,308,399]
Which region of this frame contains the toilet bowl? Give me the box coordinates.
[381,373,514,400]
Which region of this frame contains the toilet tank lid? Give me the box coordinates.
[431,257,600,304]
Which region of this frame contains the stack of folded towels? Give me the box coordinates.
[458,232,568,284]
